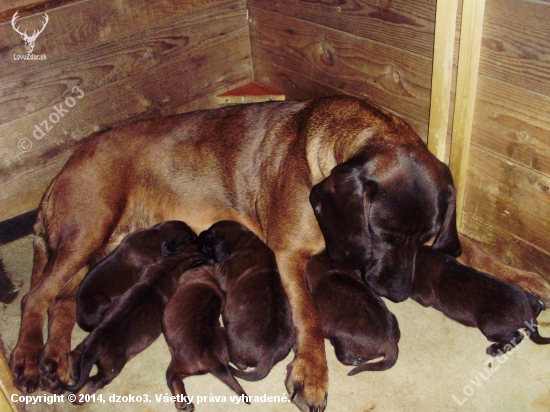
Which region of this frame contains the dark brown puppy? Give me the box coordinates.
[13,96,462,410]
[413,246,550,356]
[163,265,248,411]
[198,220,294,382]
[66,251,203,401]
[76,220,200,332]
[306,251,400,375]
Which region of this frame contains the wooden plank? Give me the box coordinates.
[473,75,550,176]
[253,57,429,142]
[479,0,550,97]
[0,0,81,23]
[427,0,459,162]
[449,0,486,229]
[0,6,248,125]
[249,0,437,58]
[463,145,550,257]
[0,41,253,220]
[249,8,433,124]
[0,352,18,412]
[0,0,245,75]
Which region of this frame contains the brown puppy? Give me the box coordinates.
[413,246,550,356]
[198,220,294,382]
[457,234,550,306]
[13,96,462,410]
[66,251,203,401]
[76,220,200,332]
[163,265,248,411]
[306,251,400,375]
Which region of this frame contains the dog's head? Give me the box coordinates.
[122,220,198,258]
[197,220,250,263]
[310,149,461,302]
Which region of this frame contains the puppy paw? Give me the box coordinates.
[9,344,42,393]
[176,400,195,411]
[486,343,506,357]
[285,355,328,412]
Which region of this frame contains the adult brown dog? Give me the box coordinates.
[306,251,400,375]
[10,96,461,411]
[412,246,550,356]
[198,220,294,382]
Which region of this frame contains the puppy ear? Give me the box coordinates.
[431,183,462,257]
[309,159,375,268]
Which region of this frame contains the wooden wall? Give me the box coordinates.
[0,0,253,221]
[249,0,550,279]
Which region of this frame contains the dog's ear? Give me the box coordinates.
[431,183,462,257]
[309,159,376,268]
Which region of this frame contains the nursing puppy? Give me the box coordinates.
[163,265,248,411]
[76,220,199,332]
[198,220,294,382]
[66,251,203,401]
[306,252,400,375]
[413,246,550,356]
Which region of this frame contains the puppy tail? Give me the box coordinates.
[347,343,399,376]
[66,351,98,392]
[228,360,272,382]
[209,361,249,401]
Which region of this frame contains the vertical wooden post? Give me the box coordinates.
[427,0,459,162]
[449,0,486,229]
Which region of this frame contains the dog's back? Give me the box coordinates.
[307,252,400,375]
[163,265,248,409]
[413,246,550,355]
[198,220,294,381]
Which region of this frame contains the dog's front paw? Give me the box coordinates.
[38,345,71,393]
[9,344,42,393]
[285,354,328,412]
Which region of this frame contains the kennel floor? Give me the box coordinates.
[1,237,549,412]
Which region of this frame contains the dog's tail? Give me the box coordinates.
[66,351,98,392]
[228,358,273,382]
[208,359,249,402]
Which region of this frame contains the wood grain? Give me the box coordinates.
[0,0,81,23]
[249,7,433,124]
[0,0,245,75]
[449,0,486,228]
[427,0,459,162]
[249,0,437,58]
[473,75,550,177]
[0,7,248,125]
[0,32,252,220]
[479,0,550,96]
[253,57,429,142]
[462,145,550,256]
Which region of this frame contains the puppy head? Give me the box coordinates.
[197,220,249,263]
[310,150,461,302]
[121,220,198,259]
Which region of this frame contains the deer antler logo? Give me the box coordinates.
[11,11,49,54]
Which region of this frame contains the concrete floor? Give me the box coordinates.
[1,236,549,412]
